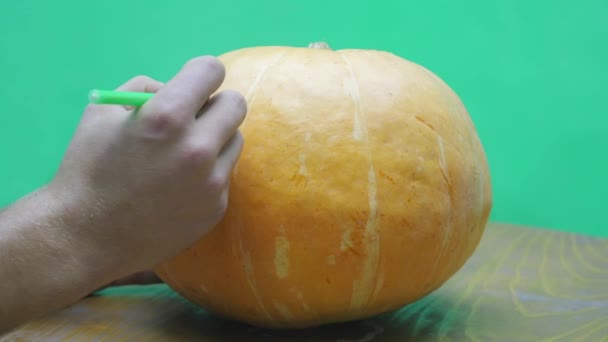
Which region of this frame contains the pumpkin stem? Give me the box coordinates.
[308,42,332,50]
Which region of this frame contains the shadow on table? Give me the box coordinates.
[97,285,470,341]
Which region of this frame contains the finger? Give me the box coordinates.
[115,76,165,111]
[214,131,244,178]
[138,56,226,133]
[190,90,247,154]
[116,75,164,92]
[85,75,164,116]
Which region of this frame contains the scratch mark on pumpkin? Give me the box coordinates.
[290,288,316,314]
[273,300,295,321]
[371,260,385,303]
[242,252,273,320]
[291,172,308,188]
[340,227,355,252]
[298,153,308,177]
[274,231,290,279]
[340,53,381,310]
[437,136,450,187]
[234,210,273,321]
[245,52,286,103]
[415,115,435,131]
[426,135,452,289]
[233,51,286,178]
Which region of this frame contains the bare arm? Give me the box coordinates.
[0,56,246,334]
[0,188,113,332]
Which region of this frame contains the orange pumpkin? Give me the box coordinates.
[154,42,492,329]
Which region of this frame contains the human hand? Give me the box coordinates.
[47,56,246,283]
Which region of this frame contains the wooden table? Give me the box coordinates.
[3,223,608,341]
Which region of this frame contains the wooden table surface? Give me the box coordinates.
[2,223,608,341]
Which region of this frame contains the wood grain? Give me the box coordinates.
[2,223,607,341]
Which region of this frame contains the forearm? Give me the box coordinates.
[0,187,113,333]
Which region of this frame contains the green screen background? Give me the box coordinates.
[1,0,606,237]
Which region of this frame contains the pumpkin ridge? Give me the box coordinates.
[235,207,273,322]
[339,53,382,312]
[425,135,454,285]
[232,50,290,324]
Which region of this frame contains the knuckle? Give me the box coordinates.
[182,142,215,165]
[143,97,192,133]
[131,75,153,83]
[216,90,247,125]
[207,171,229,194]
[152,101,178,118]
[223,90,248,114]
[142,112,181,135]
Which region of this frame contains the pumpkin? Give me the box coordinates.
[154,42,492,329]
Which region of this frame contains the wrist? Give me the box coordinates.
[34,184,120,293]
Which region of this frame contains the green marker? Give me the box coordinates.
[89,89,153,107]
